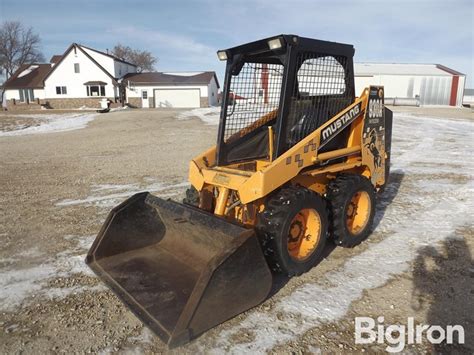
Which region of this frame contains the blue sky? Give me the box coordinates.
[1,0,473,86]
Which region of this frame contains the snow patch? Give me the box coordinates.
[163,71,204,76]
[127,327,155,345]
[56,181,188,208]
[0,234,102,312]
[110,106,130,112]
[177,107,221,125]
[17,65,39,78]
[203,113,474,353]
[0,113,97,137]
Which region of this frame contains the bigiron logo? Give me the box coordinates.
[355,316,465,353]
[321,103,361,146]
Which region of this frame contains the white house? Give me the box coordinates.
[123,71,220,108]
[3,43,137,109]
[3,44,220,110]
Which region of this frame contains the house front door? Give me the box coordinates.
[141,90,149,108]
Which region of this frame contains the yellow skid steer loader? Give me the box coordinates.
[86,35,393,347]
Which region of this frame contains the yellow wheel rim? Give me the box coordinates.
[287,208,321,261]
[346,191,371,235]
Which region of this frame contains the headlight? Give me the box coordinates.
[217,50,228,61]
[267,37,283,50]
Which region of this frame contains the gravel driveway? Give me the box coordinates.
[1,107,472,353]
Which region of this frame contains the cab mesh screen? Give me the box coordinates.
[285,54,351,149]
[224,62,284,141]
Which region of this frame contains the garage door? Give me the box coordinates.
[154,89,201,108]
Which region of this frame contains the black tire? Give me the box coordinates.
[326,174,376,248]
[256,186,328,276]
[183,186,199,206]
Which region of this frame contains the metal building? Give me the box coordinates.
[354,63,465,106]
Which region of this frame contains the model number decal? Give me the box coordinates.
[369,99,383,118]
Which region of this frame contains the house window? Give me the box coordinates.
[74,63,80,73]
[56,86,67,95]
[19,89,34,102]
[86,85,106,97]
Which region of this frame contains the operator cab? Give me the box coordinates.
[216,35,355,167]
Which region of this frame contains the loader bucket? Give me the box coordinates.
[86,192,272,347]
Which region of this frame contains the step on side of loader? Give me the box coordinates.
[86,192,272,347]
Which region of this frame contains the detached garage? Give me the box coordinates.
[123,71,219,108]
[154,88,200,108]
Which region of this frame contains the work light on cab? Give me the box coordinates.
[267,37,284,50]
[217,50,228,61]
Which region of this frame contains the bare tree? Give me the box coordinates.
[111,44,157,73]
[0,21,44,80]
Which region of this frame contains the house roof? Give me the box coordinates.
[2,63,53,89]
[84,81,108,85]
[79,44,137,67]
[43,43,119,85]
[354,63,464,76]
[123,71,220,88]
[50,55,62,64]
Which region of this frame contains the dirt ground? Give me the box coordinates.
[0,106,472,354]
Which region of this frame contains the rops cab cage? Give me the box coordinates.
[216,34,355,165]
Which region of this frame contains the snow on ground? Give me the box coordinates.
[178,107,221,125]
[200,112,474,353]
[3,107,471,352]
[55,180,188,208]
[11,177,187,315]
[0,234,103,312]
[0,112,97,137]
[0,174,188,315]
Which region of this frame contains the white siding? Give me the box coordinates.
[354,63,466,106]
[34,89,45,100]
[154,89,200,108]
[456,76,466,107]
[354,76,375,97]
[5,89,20,100]
[127,84,208,98]
[355,63,452,76]
[356,75,425,99]
[81,47,115,75]
[208,77,219,106]
[125,75,217,107]
[79,46,137,78]
[44,47,116,99]
[114,61,136,78]
[355,74,460,106]
[5,88,45,100]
